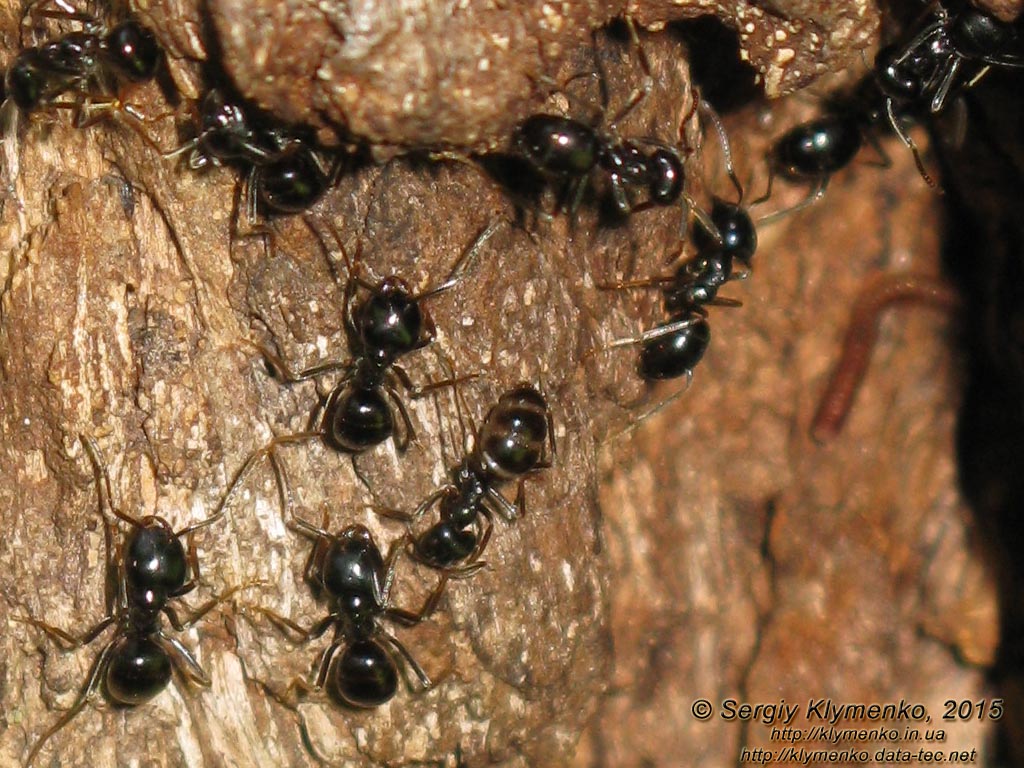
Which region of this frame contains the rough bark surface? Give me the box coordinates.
[0,1,999,767]
[152,0,882,150]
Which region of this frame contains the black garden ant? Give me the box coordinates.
[880,0,1024,117]
[3,0,162,127]
[245,453,446,709]
[252,218,505,471]
[374,364,556,576]
[510,17,703,224]
[17,435,261,767]
[767,2,1024,210]
[163,87,347,230]
[594,99,759,387]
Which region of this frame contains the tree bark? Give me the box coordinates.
[0,1,999,766]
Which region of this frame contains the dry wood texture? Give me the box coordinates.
[0,0,1002,766]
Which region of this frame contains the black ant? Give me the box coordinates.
[511,17,698,222]
[17,436,259,767]
[374,366,556,576]
[253,219,505,467]
[768,3,1024,208]
[3,1,162,126]
[594,100,758,387]
[164,88,345,220]
[879,1,1024,117]
[246,453,446,708]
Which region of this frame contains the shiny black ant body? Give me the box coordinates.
[249,455,444,708]
[4,1,161,122]
[165,88,343,218]
[376,375,555,575]
[769,3,1024,206]
[255,220,504,466]
[512,17,699,220]
[596,100,757,384]
[880,1,1024,116]
[514,113,685,217]
[18,436,253,767]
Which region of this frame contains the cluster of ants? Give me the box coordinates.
[4,0,1023,765]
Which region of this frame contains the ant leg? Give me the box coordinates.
[596,273,676,292]
[385,574,450,626]
[602,315,700,351]
[267,639,344,710]
[393,363,481,400]
[380,380,416,451]
[80,436,146,529]
[247,606,337,643]
[173,531,200,597]
[810,272,960,442]
[369,486,449,526]
[607,16,653,130]
[258,343,352,383]
[15,614,115,650]
[484,486,519,523]
[176,437,284,536]
[155,633,210,686]
[23,640,116,768]
[754,177,829,226]
[885,99,938,189]
[698,98,744,203]
[416,217,507,301]
[602,372,696,443]
[381,632,432,691]
[929,58,963,115]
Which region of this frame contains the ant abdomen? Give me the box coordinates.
[106,636,173,705]
[478,386,551,480]
[326,386,397,452]
[334,639,399,708]
[515,114,599,175]
[773,114,863,179]
[639,318,711,381]
[105,20,161,82]
[258,149,331,215]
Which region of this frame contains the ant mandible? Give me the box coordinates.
[245,453,446,708]
[253,219,505,468]
[374,363,556,576]
[17,435,259,767]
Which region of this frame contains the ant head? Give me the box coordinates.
[874,44,928,102]
[106,20,161,82]
[710,198,756,265]
[124,519,188,595]
[355,278,424,360]
[647,147,684,205]
[321,525,385,609]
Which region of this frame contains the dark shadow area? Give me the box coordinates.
[935,68,1024,768]
[670,16,761,115]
